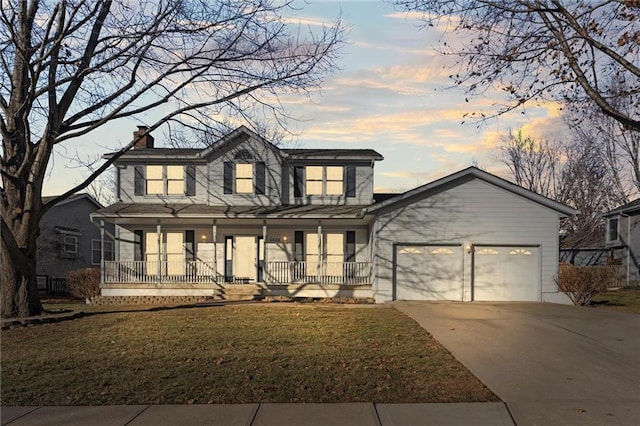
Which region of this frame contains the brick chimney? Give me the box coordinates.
[133,125,154,149]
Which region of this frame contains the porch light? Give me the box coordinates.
[466,243,473,253]
[201,235,207,241]
[283,236,288,242]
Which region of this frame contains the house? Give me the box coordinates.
[604,199,640,285]
[90,126,577,303]
[37,193,114,290]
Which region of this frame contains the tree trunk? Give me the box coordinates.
[1,237,43,318]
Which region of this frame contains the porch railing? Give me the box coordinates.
[265,261,370,285]
[104,260,371,285]
[104,261,218,284]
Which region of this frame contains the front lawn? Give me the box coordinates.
[1,303,497,405]
[591,288,640,314]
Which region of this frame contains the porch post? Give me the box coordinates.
[156,221,162,283]
[100,220,105,285]
[212,220,217,283]
[262,220,268,283]
[317,221,322,282]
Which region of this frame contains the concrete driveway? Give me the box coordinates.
[393,302,640,426]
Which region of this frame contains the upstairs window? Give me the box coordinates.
[295,166,355,198]
[223,150,265,195]
[135,165,195,196]
[607,217,619,243]
[235,163,254,194]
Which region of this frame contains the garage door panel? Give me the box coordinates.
[396,245,462,301]
[473,246,539,301]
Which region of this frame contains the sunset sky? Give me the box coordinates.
[43,0,567,196]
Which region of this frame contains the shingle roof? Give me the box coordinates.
[94,203,369,219]
[604,198,640,216]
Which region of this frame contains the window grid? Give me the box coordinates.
[235,163,254,194]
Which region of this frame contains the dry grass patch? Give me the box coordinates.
[1,304,497,405]
[591,288,640,314]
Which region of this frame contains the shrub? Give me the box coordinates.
[67,268,101,300]
[557,263,615,306]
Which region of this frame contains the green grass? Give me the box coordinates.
[1,303,497,405]
[591,288,640,314]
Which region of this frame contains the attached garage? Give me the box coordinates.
[395,244,462,300]
[370,167,577,304]
[473,246,540,301]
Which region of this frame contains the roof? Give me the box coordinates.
[93,203,369,219]
[105,126,383,162]
[373,193,401,203]
[604,198,640,217]
[366,166,577,217]
[42,193,103,209]
[282,149,383,161]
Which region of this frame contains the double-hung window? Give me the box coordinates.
[304,166,344,196]
[56,227,80,258]
[235,164,254,194]
[135,165,195,196]
[91,240,114,265]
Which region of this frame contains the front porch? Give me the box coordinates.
[103,260,371,285]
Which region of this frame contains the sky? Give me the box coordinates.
[43,0,567,196]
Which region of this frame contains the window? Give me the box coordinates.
[135,165,195,196]
[326,166,343,195]
[304,166,344,196]
[146,165,164,194]
[477,248,499,255]
[91,240,114,265]
[56,227,80,258]
[236,163,254,194]
[306,166,324,195]
[509,248,532,256]
[223,160,265,195]
[607,218,619,242]
[166,165,184,194]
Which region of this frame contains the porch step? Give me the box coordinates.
[215,284,262,301]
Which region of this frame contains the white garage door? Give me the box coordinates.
[473,246,540,301]
[395,245,462,300]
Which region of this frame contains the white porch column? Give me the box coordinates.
[156,221,162,283]
[212,220,217,282]
[100,220,105,285]
[262,220,268,283]
[317,221,322,281]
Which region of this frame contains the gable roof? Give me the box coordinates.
[604,198,640,217]
[105,126,383,162]
[42,193,103,209]
[367,166,577,217]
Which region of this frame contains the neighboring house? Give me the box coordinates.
[91,126,577,303]
[604,199,640,285]
[37,193,115,289]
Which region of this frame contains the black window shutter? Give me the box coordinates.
[223,162,233,194]
[294,231,304,261]
[185,165,196,196]
[185,230,195,261]
[134,165,145,195]
[346,166,356,198]
[293,166,304,197]
[134,230,143,261]
[346,231,356,262]
[255,162,266,195]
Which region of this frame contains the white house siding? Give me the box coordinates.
[206,136,284,206]
[118,163,208,204]
[372,178,563,303]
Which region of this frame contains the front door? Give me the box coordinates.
[234,236,256,282]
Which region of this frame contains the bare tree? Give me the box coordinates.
[391,0,640,131]
[497,128,621,249]
[498,130,563,200]
[0,0,342,318]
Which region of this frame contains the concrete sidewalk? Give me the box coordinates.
[2,403,514,426]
